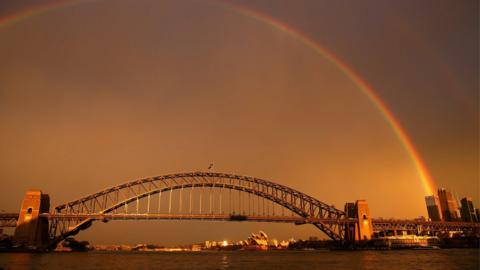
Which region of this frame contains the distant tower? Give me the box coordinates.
[460,197,477,222]
[437,188,460,221]
[425,195,443,221]
[13,190,50,250]
[343,200,373,242]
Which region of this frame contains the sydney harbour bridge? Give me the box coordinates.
[1,172,479,250]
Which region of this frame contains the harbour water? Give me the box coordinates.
[0,249,478,270]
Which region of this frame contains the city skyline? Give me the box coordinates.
[0,0,478,244]
[425,187,479,223]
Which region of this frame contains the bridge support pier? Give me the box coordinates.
[13,190,50,250]
[344,200,373,243]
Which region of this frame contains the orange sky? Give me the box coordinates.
[0,0,477,244]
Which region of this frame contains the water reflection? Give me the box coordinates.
[359,251,379,270]
[5,253,35,270]
[220,254,229,269]
[0,250,478,270]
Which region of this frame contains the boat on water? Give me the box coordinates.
[374,235,440,249]
[412,246,441,250]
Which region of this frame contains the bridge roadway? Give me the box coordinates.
[2,212,479,233]
[39,213,354,225]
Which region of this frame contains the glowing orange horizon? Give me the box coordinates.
[0,0,436,195]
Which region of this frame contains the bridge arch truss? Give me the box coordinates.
[50,172,346,245]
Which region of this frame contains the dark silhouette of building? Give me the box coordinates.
[344,202,356,218]
[460,197,477,222]
[425,195,443,221]
[437,188,460,221]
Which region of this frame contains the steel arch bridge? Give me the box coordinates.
[47,172,347,246]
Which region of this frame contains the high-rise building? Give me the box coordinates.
[437,188,460,221]
[460,197,477,222]
[425,195,443,221]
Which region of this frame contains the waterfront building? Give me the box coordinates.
[460,197,477,222]
[425,195,443,221]
[437,188,460,221]
[242,231,269,251]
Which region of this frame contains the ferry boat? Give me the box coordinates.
[374,235,440,249]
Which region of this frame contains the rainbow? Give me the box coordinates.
[216,2,437,196]
[0,0,436,195]
[0,0,83,30]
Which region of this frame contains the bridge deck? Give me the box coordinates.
[40,213,355,225]
[2,213,479,233]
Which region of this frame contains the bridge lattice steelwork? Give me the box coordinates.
[2,172,479,248]
[48,172,347,246]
